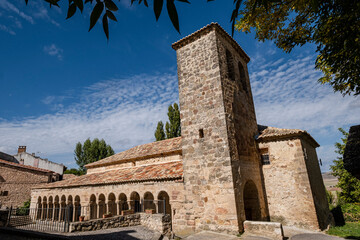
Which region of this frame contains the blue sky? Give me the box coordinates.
[0,0,359,171]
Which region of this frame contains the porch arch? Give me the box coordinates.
[243,180,261,220]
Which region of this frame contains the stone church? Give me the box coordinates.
[30,23,331,236]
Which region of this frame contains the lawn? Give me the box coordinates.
[327,222,360,239]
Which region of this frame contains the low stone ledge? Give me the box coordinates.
[139,213,171,235]
[69,214,141,232]
[69,213,172,235]
[243,220,284,240]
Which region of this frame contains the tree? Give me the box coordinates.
[235,0,360,95]
[165,103,181,139]
[154,121,166,141]
[330,128,360,203]
[154,103,181,141]
[24,0,359,95]
[74,138,114,173]
[64,168,83,176]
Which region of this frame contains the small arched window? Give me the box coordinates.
[238,61,248,93]
[226,49,235,81]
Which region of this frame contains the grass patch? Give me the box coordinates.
[327,222,360,239]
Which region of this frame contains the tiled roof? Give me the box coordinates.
[86,137,182,169]
[0,158,53,174]
[172,23,250,63]
[34,161,183,189]
[257,125,319,147]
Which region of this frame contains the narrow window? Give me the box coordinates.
[238,61,248,93]
[261,154,270,165]
[199,129,204,138]
[226,49,235,81]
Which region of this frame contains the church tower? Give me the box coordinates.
[172,23,268,235]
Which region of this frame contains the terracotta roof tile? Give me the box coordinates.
[86,137,182,169]
[34,161,183,189]
[0,158,53,174]
[257,125,319,147]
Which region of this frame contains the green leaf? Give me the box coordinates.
[106,10,117,21]
[66,3,77,19]
[74,0,84,13]
[103,13,109,40]
[154,0,163,20]
[166,0,180,33]
[89,2,104,31]
[104,0,118,11]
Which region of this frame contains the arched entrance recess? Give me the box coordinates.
[158,191,171,216]
[90,194,97,219]
[130,192,141,212]
[118,193,129,213]
[243,180,261,220]
[144,192,156,212]
[108,193,117,216]
[98,194,106,218]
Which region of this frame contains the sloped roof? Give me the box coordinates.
[257,125,319,147]
[171,22,250,63]
[0,158,53,174]
[85,137,182,169]
[34,161,183,189]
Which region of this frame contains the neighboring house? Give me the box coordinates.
[30,23,330,236]
[13,146,65,175]
[0,159,57,208]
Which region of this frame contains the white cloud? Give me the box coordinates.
[0,0,34,24]
[43,44,63,60]
[0,23,15,35]
[0,73,178,167]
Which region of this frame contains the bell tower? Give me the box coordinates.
[172,23,268,235]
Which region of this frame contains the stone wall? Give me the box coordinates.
[259,137,324,230]
[69,213,171,234]
[175,27,239,235]
[14,152,64,175]
[140,213,172,234]
[0,164,51,208]
[300,138,330,229]
[243,220,283,240]
[69,214,141,232]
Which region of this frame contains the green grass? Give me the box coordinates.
[327,222,360,239]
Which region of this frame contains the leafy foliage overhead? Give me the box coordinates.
[235,0,360,95]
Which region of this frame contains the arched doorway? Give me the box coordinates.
[60,195,66,221]
[36,196,42,220]
[98,194,106,218]
[74,195,81,222]
[90,194,97,219]
[118,193,128,213]
[42,196,47,220]
[67,195,74,222]
[243,180,261,221]
[48,196,53,220]
[130,192,141,212]
[108,193,117,216]
[158,191,171,216]
[54,196,60,221]
[144,192,156,212]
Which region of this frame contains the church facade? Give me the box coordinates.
[30,23,330,236]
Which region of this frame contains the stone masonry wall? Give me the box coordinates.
[140,213,172,234]
[215,32,268,225]
[259,138,320,230]
[0,164,50,208]
[176,29,239,235]
[300,138,330,229]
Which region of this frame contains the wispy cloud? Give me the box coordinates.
[43,44,63,60]
[0,73,178,167]
[0,0,34,24]
[0,23,15,35]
